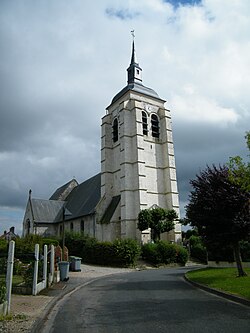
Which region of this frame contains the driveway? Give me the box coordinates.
[41,267,250,333]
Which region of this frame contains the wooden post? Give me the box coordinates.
[32,244,39,296]
[6,240,15,314]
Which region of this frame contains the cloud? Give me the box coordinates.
[0,0,249,235]
[105,7,140,20]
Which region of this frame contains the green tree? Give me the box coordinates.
[228,131,250,191]
[138,207,177,242]
[186,165,250,277]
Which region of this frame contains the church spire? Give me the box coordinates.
[127,31,142,85]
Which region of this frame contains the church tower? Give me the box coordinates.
[96,37,181,243]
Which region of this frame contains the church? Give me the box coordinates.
[22,38,182,244]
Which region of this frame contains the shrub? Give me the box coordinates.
[113,239,141,266]
[190,244,207,264]
[42,238,59,247]
[157,241,177,264]
[240,241,250,262]
[176,245,189,265]
[64,232,140,267]
[141,243,161,264]
[142,241,188,266]
[0,258,7,275]
[0,240,7,255]
[83,239,140,267]
[0,282,6,304]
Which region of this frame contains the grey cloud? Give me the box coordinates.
[105,7,140,20]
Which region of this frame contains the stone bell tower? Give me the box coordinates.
[96,37,181,243]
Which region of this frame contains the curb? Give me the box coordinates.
[30,271,131,333]
[30,276,104,333]
[184,274,250,307]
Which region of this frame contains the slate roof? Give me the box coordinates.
[31,199,65,223]
[111,82,163,104]
[30,173,101,224]
[64,173,101,220]
[100,195,121,224]
[49,179,78,200]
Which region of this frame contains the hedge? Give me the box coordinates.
[142,241,188,266]
[64,232,141,267]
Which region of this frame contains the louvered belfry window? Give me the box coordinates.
[151,114,160,138]
[112,118,118,142]
[142,111,148,135]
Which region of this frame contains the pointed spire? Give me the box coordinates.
[127,31,142,84]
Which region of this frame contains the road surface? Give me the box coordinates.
[43,267,250,333]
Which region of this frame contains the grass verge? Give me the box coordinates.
[0,275,24,286]
[186,268,250,300]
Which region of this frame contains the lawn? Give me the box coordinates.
[186,268,250,300]
[0,274,24,287]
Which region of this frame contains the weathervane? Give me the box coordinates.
[131,29,135,41]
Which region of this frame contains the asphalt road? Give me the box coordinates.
[43,267,250,333]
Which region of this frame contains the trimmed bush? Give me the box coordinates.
[176,246,189,265]
[64,232,140,267]
[142,241,188,266]
[190,244,207,264]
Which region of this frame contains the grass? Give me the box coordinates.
[186,267,250,300]
[0,275,24,286]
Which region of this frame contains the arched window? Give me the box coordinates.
[112,118,118,142]
[142,111,148,135]
[70,222,74,231]
[151,114,160,138]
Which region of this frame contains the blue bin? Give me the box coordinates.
[59,261,70,281]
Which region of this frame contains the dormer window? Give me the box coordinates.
[151,114,159,138]
[112,118,118,142]
[142,111,148,135]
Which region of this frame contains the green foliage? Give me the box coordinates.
[228,131,250,191]
[191,244,207,263]
[113,239,141,266]
[138,209,151,232]
[0,281,6,304]
[176,246,189,265]
[186,164,250,276]
[64,232,140,267]
[138,208,177,242]
[0,240,8,255]
[141,241,188,266]
[42,238,59,246]
[240,241,250,262]
[22,263,34,287]
[84,239,140,267]
[0,259,7,275]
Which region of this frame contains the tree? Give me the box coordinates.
[185,165,250,277]
[138,207,177,242]
[228,131,250,191]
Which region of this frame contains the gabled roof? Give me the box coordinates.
[27,173,101,225]
[50,179,78,200]
[64,173,101,220]
[31,199,65,223]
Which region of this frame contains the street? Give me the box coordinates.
[42,267,250,333]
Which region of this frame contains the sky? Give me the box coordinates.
[0,0,249,236]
